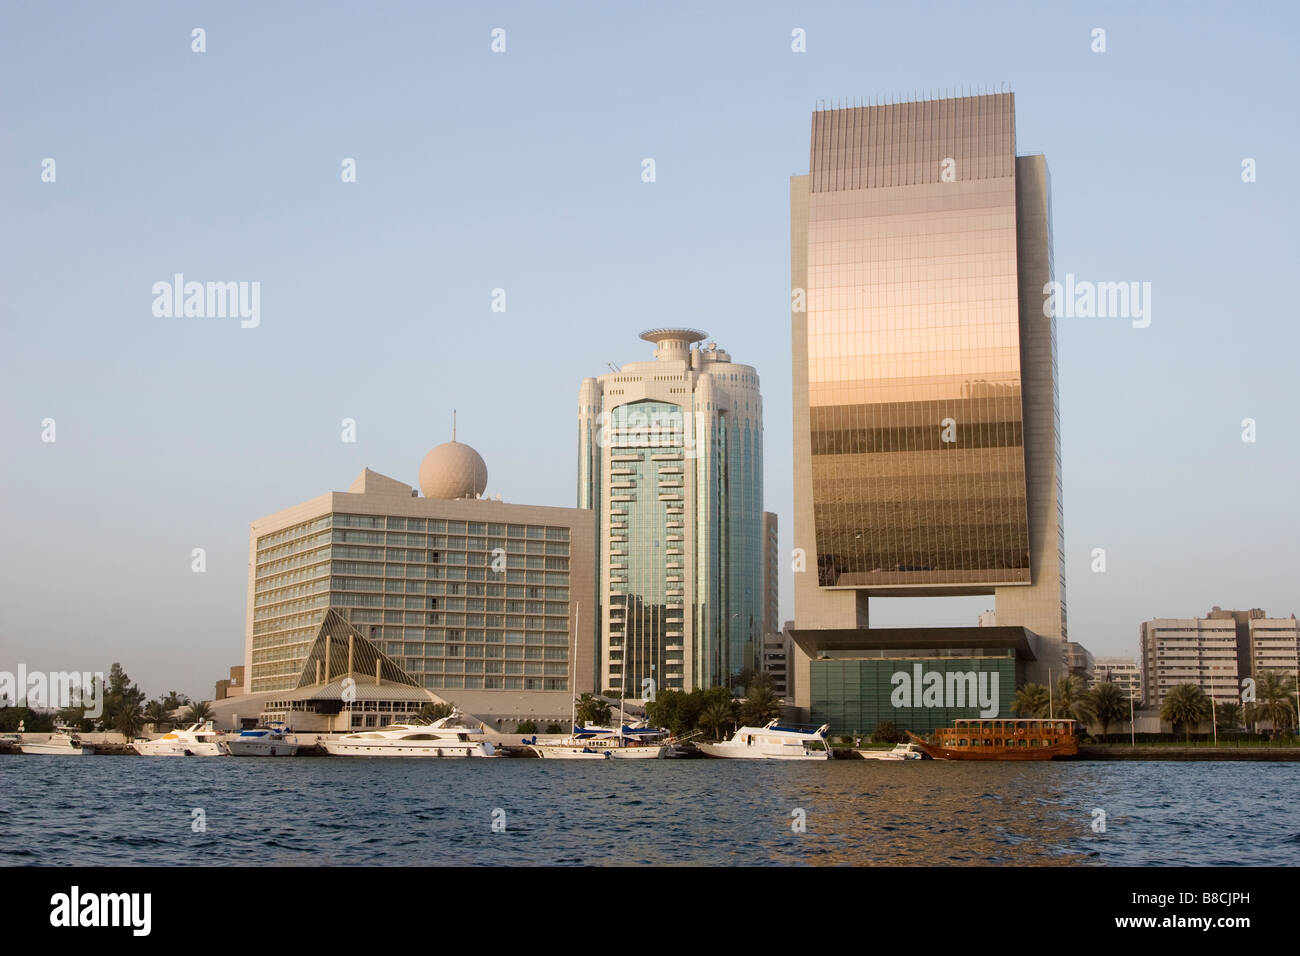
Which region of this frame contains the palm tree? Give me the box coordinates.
[182,700,213,724]
[113,691,145,738]
[417,702,453,723]
[1011,683,1050,718]
[1160,683,1212,741]
[1251,671,1298,733]
[700,700,735,740]
[1088,682,1128,742]
[738,673,782,726]
[1214,701,1242,734]
[574,693,611,727]
[143,699,171,732]
[1054,675,1096,725]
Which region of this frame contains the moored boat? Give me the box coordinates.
[526,722,670,760]
[133,722,230,756]
[856,742,924,760]
[908,718,1078,760]
[322,711,496,757]
[695,720,831,760]
[20,729,93,756]
[225,725,299,757]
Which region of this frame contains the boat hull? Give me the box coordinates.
[856,751,920,761]
[529,743,666,759]
[695,742,828,760]
[226,739,298,757]
[133,740,228,756]
[321,741,495,757]
[20,741,91,755]
[908,737,1078,761]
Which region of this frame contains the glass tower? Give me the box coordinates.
[579,330,764,694]
[791,92,1065,691]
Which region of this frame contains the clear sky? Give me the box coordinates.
[2,1,1296,699]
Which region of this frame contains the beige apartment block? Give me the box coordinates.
[1248,616,1300,676]
[1140,617,1240,707]
[245,442,596,707]
[1093,656,1142,703]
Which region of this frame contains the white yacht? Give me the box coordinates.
[695,720,831,760]
[20,729,92,755]
[322,712,497,757]
[526,722,669,760]
[856,742,924,761]
[225,725,298,757]
[133,722,230,756]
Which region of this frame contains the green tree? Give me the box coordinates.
[515,720,538,735]
[182,700,213,724]
[55,704,89,733]
[737,673,782,726]
[1088,682,1128,742]
[644,689,688,736]
[869,721,908,744]
[143,699,171,731]
[1053,675,1096,724]
[1214,701,1242,734]
[1161,683,1212,741]
[700,699,735,740]
[545,722,563,734]
[1250,671,1298,733]
[1011,683,1050,718]
[729,667,758,694]
[575,693,612,727]
[0,705,53,733]
[416,702,453,723]
[113,688,146,738]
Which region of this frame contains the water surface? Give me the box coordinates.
[2,758,1296,866]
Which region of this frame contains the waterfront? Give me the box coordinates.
[2,759,1297,867]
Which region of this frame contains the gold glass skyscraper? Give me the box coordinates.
[791,92,1065,700]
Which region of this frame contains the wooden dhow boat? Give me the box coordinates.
[908,718,1078,760]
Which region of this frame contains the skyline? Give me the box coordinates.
[2,2,1298,698]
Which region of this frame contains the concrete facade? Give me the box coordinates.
[578,330,764,694]
[245,464,596,704]
[1140,616,1239,707]
[1094,656,1142,703]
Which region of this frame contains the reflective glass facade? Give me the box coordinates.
[810,655,1021,736]
[804,94,1030,589]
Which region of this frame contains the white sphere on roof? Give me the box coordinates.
[418,441,488,500]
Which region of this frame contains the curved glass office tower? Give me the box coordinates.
[579,330,764,694]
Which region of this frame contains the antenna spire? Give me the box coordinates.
[453,409,457,442]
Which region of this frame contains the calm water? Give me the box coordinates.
[2,757,1297,866]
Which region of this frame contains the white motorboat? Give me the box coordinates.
[322,712,497,757]
[20,729,92,755]
[856,742,924,760]
[225,725,298,757]
[133,722,229,756]
[694,719,831,760]
[526,722,669,760]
